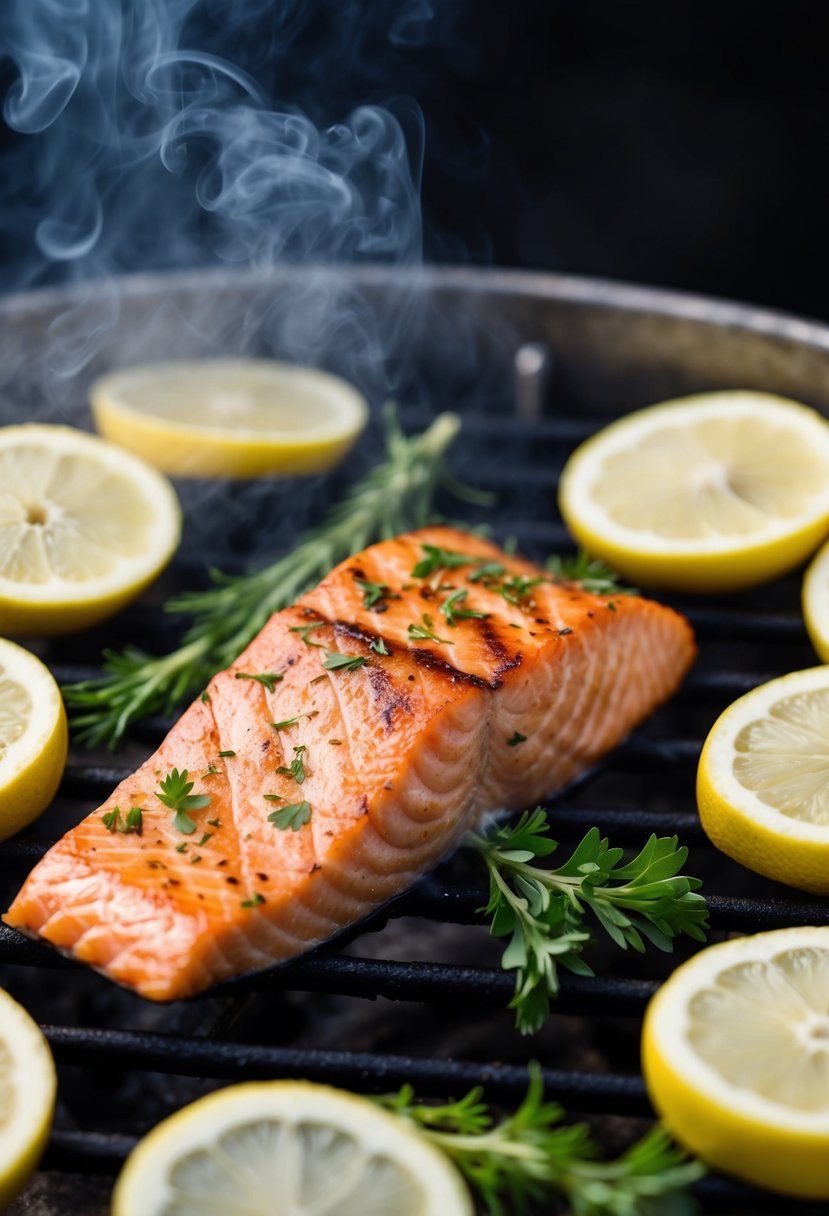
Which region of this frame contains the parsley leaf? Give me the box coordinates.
[507,732,527,747]
[156,768,210,836]
[412,544,474,579]
[268,800,312,831]
[407,614,453,645]
[440,589,488,626]
[276,745,307,785]
[355,579,397,609]
[235,671,283,692]
[547,550,637,596]
[369,637,390,655]
[289,621,326,647]
[241,892,266,908]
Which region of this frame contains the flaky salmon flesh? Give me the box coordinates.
[5,527,695,1000]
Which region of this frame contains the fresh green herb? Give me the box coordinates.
[124,807,143,835]
[497,575,545,606]
[355,579,396,609]
[199,691,211,703]
[608,601,617,612]
[440,589,488,626]
[467,561,506,583]
[235,671,283,693]
[289,621,326,647]
[263,794,283,802]
[268,800,312,831]
[369,637,390,655]
[102,808,121,832]
[218,749,236,758]
[558,627,573,637]
[174,842,188,853]
[190,854,202,864]
[507,732,527,747]
[379,1067,702,1216]
[547,550,637,597]
[241,892,266,908]
[467,810,708,1034]
[156,768,211,836]
[276,745,307,785]
[271,717,299,731]
[407,614,453,645]
[412,544,473,580]
[65,411,472,748]
[197,832,213,847]
[323,651,368,672]
[207,817,222,828]
[202,763,219,777]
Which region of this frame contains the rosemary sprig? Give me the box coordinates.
[547,550,637,596]
[378,1067,703,1216]
[64,409,474,748]
[467,810,708,1035]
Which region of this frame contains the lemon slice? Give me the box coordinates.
[0,424,180,635]
[0,987,57,1210]
[112,1080,473,1216]
[558,391,829,592]
[643,926,829,1198]
[91,359,369,478]
[802,537,829,660]
[0,638,67,842]
[696,666,829,893]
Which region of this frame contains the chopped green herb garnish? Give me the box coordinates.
[102,808,121,832]
[175,842,188,853]
[467,561,506,583]
[323,651,368,672]
[440,589,488,626]
[197,832,213,847]
[124,807,143,835]
[558,627,573,636]
[355,579,396,609]
[235,671,283,693]
[507,732,527,747]
[607,601,617,612]
[498,575,545,606]
[369,636,390,655]
[190,854,202,864]
[547,550,637,596]
[202,763,219,778]
[268,800,312,831]
[271,717,299,731]
[289,621,326,648]
[407,614,453,645]
[241,892,266,908]
[199,690,211,704]
[207,817,222,828]
[276,744,307,785]
[263,793,283,802]
[156,768,210,835]
[412,544,473,580]
[218,750,236,758]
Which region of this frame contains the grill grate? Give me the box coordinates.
[1,398,827,1216]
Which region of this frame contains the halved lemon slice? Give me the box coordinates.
[697,666,829,893]
[0,987,57,1210]
[558,391,829,592]
[91,359,369,478]
[802,536,829,660]
[0,424,180,635]
[643,926,829,1198]
[112,1080,473,1216]
[0,638,67,842]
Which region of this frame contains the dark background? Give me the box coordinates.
[1,0,827,321]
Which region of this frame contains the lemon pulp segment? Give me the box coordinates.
[0,988,57,1210]
[92,359,369,478]
[559,392,829,592]
[802,537,829,660]
[697,667,829,893]
[112,1081,473,1216]
[643,928,829,1198]
[0,424,180,634]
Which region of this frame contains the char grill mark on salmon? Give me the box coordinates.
[4,527,695,1000]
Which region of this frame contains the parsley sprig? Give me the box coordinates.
[468,810,708,1034]
[379,1067,702,1216]
[440,588,488,626]
[547,550,637,597]
[269,800,312,831]
[276,744,307,784]
[323,651,368,672]
[156,768,211,835]
[64,410,481,747]
[407,613,453,644]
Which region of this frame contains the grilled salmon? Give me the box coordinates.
[5,527,695,999]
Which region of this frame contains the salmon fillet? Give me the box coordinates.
[4,526,695,1000]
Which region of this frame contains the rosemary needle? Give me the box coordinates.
[65,409,480,748]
